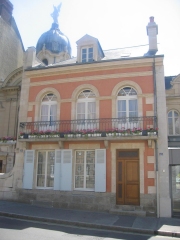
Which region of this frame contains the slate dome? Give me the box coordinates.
[36,22,71,56]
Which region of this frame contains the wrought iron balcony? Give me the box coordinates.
[19,116,157,139]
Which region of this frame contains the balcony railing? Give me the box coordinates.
[19,116,157,137]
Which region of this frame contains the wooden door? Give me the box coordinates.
[116,150,140,205]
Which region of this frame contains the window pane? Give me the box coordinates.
[82,49,87,62]
[86,151,95,189]
[46,151,55,187]
[50,104,57,121]
[87,102,96,119]
[171,165,180,216]
[37,152,46,187]
[168,111,172,117]
[88,48,93,61]
[118,100,126,118]
[175,117,180,134]
[89,48,93,53]
[129,99,137,112]
[41,105,49,120]
[75,151,84,188]
[168,117,173,135]
[75,150,95,190]
[77,102,85,120]
[168,110,180,135]
[129,99,138,118]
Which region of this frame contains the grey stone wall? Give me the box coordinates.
[16,189,157,215]
[0,18,23,82]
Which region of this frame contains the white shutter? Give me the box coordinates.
[95,149,106,192]
[61,150,72,191]
[23,150,34,189]
[54,150,62,190]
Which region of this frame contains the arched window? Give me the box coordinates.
[76,90,96,129]
[40,93,57,130]
[42,59,48,65]
[117,87,138,128]
[168,110,180,135]
[117,87,137,118]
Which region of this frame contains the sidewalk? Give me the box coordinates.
[0,200,179,237]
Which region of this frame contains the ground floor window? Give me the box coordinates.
[75,150,95,190]
[37,151,55,188]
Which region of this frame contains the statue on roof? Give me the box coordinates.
[51,3,62,24]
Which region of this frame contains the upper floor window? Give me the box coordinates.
[168,110,180,135]
[77,90,96,129]
[117,87,138,118]
[41,93,57,122]
[82,47,93,63]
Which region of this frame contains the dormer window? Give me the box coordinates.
[82,47,93,63]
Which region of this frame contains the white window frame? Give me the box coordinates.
[168,110,180,135]
[117,87,138,129]
[76,90,96,130]
[36,150,55,189]
[40,93,57,131]
[81,47,93,63]
[74,150,95,191]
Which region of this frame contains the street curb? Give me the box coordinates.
[0,211,155,235]
[0,211,180,237]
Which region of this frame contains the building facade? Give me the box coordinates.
[0,0,24,173]
[166,74,180,217]
[0,3,172,218]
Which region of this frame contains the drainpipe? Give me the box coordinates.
[153,57,159,218]
[7,98,12,136]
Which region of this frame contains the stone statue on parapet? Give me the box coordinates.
[51,3,62,24]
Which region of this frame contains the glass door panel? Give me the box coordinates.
[37,152,46,187]
[46,151,55,187]
[171,165,180,217]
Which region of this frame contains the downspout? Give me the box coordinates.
[153,57,159,218]
[13,87,20,167]
[7,98,12,136]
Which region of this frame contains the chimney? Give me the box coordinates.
[146,16,158,55]
[24,47,37,68]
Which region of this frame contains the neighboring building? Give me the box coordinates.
[165,74,180,217]
[0,4,172,218]
[0,0,24,173]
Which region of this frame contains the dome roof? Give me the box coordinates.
[36,23,71,56]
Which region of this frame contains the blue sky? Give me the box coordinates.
[10,0,180,76]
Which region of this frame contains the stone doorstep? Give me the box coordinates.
[110,205,146,217]
[109,208,146,217]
